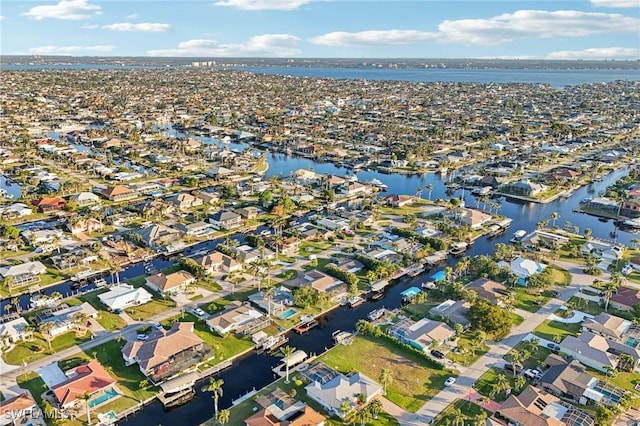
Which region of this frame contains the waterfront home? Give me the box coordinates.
[0,316,31,345]
[245,388,326,426]
[196,251,242,274]
[339,181,368,196]
[383,194,414,207]
[429,299,471,327]
[145,270,196,294]
[0,392,41,426]
[272,236,300,256]
[33,196,66,213]
[610,287,640,311]
[138,223,183,249]
[35,302,98,337]
[49,248,97,271]
[248,286,293,316]
[304,364,382,419]
[540,356,625,407]
[52,359,118,410]
[497,386,594,426]
[581,240,624,262]
[21,229,63,245]
[581,313,632,342]
[0,202,33,218]
[122,322,207,383]
[559,331,640,372]
[209,210,243,230]
[98,284,153,311]
[206,301,267,335]
[70,191,100,206]
[499,257,546,286]
[504,179,545,197]
[520,230,570,249]
[68,217,104,235]
[582,197,619,214]
[175,221,216,237]
[235,206,260,219]
[302,270,345,294]
[387,318,454,351]
[0,261,47,286]
[621,199,640,218]
[100,185,137,202]
[291,169,321,186]
[465,277,508,305]
[459,208,493,229]
[329,256,364,274]
[235,245,275,264]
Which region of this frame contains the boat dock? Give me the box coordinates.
[256,334,289,353]
[332,330,354,345]
[293,316,318,334]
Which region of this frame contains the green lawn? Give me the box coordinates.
[3,330,92,365]
[534,320,581,342]
[277,269,298,280]
[505,342,553,370]
[78,289,127,331]
[298,241,333,257]
[588,368,640,408]
[16,372,47,405]
[318,335,450,412]
[402,302,439,320]
[513,288,549,313]
[568,297,604,315]
[125,298,175,321]
[434,399,490,426]
[446,332,490,367]
[550,266,572,286]
[474,368,524,403]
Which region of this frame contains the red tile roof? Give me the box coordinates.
[52,359,115,406]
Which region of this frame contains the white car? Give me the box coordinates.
[193,308,206,317]
[444,377,456,387]
[137,334,149,341]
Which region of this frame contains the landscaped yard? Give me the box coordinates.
[298,241,333,257]
[3,330,92,365]
[125,298,175,321]
[533,320,581,342]
[588,368,640,408]
[446,332,490,367]
[505,341,553,370]
[317,335,450,412]
[513,288,549,313]
[16,372,47,405]
[568,297,604,315]
[434,399,490,426]
[474,367,525,403]
[78,290,127,331]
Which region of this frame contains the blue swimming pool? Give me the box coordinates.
[625,336,639,348]
[279,308,298,320]
[89,389,119,408]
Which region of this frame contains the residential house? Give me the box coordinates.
[383,194,414,208]
[610,287,640,311]
[245,388,326,426]
[0,392,41,426]
[316,217,349,232]
[499,257,547,286]
[145,270,196,294]
[235,245,275,264]
[71,192,100,206]
[302,270,345,294]
[209,211,243,230]
[33,196,66,213]
[101,185,137,202]
[0,317,31,345]
[305,365,382,419]
[339,181,368,196]
[0,203,33,218]
[0,261,47,286]
[540,357,625,407]
[581,240,624,262]
[459,208,493,229]
[206,301,267,335]
[175,221,216,238]
[198,190,220,205]
[21,229,63,246]
[52,360,118,410]
[274,236,300,256]
[330,256,364,274]
[291,169,321,186]
[68,218,104,235]
[121,322,207,383]
[497,386,594,426]
[429,299,471,327]
[138,223,183,249]
[98,284,153,311]
[465,277,508,305]
[520,230,570,249]
[582,197,619,214]
[35,302,98,337]
[196,251,242,274]
[236,206,260,220]
[621,200,640,218]
[387,318,454,351]
[581,313,632,341]
[248,287,294,316]
[559,331,640,372]
[166,193,203,210]
[506,179,545,197]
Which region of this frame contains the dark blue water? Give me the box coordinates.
[233,66,639,87]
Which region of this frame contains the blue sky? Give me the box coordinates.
[1,0,638,59]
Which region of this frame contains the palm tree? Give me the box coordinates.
[448,408,466,426]
[280,345,296,383]
[378,368,393,395]
[355,407,372,426]
[550,212,560,228]
[340,400,353,423]
[473,411,488,426]
[495,373,510,395]
[509,350,524,377]
[601,281,619,312]
[515,375,527,392]
[216,409,230,425]
[527,337,540,355]
[202,377,224,417]
[2,276,15,296]
[79,391,92,424]
[367,398,383,420]
[39,321,55,350]
[426,184,433,201]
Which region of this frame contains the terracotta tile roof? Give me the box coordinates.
[1,392,37,413]
[34,196,66,206]
[147,270,195,291]
[52,360,115,406]
[102,185,135,196]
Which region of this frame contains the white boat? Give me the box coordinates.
[348,295,365,308]
[367,308,385,321]
[368,179,388,189]
[30,293,61,309]
[448,242,468,256]
[71,268,94,282]
[623,218,640,229]
[510,229,527,243]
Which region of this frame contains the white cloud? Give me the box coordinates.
[438,10,639,45]
[0,15,5,20]
[310,30,441,46]
[22,0,101,20]
[213,0,311,11]
[126,13,139,19]
[547,47,639,59]
[147,34,300,57]
[590,0,638,8]
[27,45,114,55]
[103,23,172,32]
[81,23,98,29]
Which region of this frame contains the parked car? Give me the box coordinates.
[444,377,456,386]
[153,323,164,331]
[503,363,523,374]
[137,334,149,341]
[431,350,445,359]
[193,308,206,317]
[524,368,542,380]
[552,290,560,297]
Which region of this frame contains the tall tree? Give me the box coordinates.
[202,377,224,416]
[378,368,393,395]
[280,345,296,384]
[79,391,92,424]
[216,409,230,425]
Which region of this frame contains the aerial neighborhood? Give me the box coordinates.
[0,64,639,426]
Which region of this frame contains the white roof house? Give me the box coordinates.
[0,261,47,278]
[98,284,153,311]
[0,317,30,343]
[306,371,382,418]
